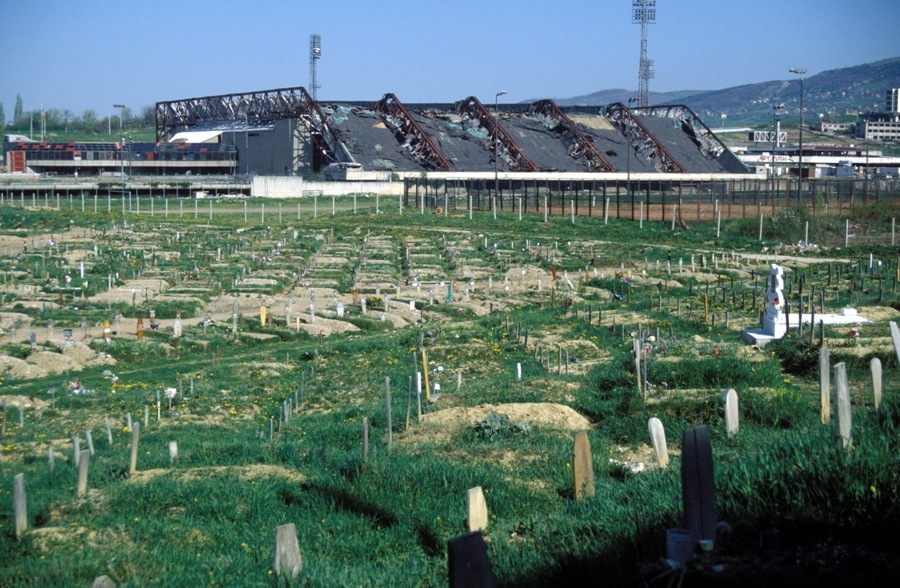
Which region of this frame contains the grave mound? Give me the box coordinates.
[422,402,591,431]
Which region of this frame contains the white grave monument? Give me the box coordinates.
[742,263,870,347]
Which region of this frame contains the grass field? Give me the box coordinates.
[0,199,899,587]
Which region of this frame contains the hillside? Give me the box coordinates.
[552,56,900,125]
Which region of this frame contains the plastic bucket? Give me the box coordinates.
[666,528,695,564]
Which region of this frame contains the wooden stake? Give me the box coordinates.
[573,431,595,500]
[362,417,369,464]
[129,422,140,475]
[77,449,90,498]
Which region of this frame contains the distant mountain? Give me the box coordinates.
[552,57,900,126]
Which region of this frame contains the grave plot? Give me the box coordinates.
[442,234,494,285]
[298,236,356,292]
[352,235,401,295]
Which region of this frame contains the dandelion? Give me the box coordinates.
[871,485,877,494]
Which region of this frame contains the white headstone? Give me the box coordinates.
[871,357,882,410]
[724,388,739,439]
[648,417,668,468]
[834,362,852,449]
[890,322,900,366]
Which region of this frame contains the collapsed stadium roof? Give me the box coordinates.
[155,86,750,175]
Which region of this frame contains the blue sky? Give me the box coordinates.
[2,0,898,118]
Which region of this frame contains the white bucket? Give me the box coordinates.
[666,528,694,564]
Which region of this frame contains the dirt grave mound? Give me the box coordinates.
[422,402,591,431]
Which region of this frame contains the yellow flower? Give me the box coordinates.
[870,485,877,494]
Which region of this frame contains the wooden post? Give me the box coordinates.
[85,430,95,455]
[573,431,595,500]
[273,523,303,581]
[422,350,431,403]
[362,417,369,464]
[73,436,81,467]
[129,422,140,475]
[14,473,27,539]
[681,425,716,547]
[820,344,831,424]
[466,486,488,532]
[385,377,392,450]
[105,416,113,446]
[448,532,498,588]
[77,449,91,498]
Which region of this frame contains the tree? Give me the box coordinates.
[14,94,23,126]
[0,102,5,129]
[62,110,73,132]
[81,109,99,133]
[141,105,156,126]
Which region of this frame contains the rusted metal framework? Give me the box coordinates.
[455,96,537,172]
[155,86,351,170]
[374,93,453,171]
[531,100,615,172]
[606,102,685,173]
[646,104,727,160]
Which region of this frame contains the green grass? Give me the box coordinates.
[1,204,899,586]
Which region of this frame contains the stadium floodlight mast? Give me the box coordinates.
[494,90,507,206]
[310,35,322,101]
[789,67,807,201]
[632,1,656,108]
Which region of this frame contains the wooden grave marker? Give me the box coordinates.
[448,531,498,588]
[129,422,140,474]
[573,431,595,500]
[681,425,716,548]
[466,486,488,532]
[820,344,831,424]
[77,449,91,498]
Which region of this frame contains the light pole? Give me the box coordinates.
[772,104,784,165]
[789,67,806,202]
[627,97,640,219]
[494,90,507,209]
[113,104,125,133]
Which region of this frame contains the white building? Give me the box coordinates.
[856,88,900,141]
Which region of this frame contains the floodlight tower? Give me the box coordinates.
[309,34,322,101]
[632,1,656,107]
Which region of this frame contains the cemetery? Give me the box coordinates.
[0,194,898,586]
